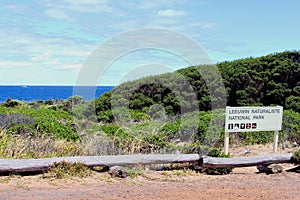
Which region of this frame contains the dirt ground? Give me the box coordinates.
[0,145,299,200]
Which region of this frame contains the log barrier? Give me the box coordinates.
[0,153,294,173]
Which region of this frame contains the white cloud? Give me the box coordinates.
[0,61,31,68]
[31,51,52,62]
[58,64,82,70]
[155,9,187,17]
[45,0,113,14]
[62,50,90,57]
[3,4,27,11]
[62,0,108,5]
[138,0,185,9]
[148,18,179,27]
[0,25,93,84]
[189,22,218,29]
[110,20,139,31]
[45,8,70,20]
[0,0,220,85]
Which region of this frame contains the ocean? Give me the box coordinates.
[0,85,114,102]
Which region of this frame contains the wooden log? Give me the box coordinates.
[0,154,200,173]
[200,153,293,168]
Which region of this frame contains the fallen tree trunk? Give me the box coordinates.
[200,153,293,168]
[0,153,294,173]
[0,154,200,173]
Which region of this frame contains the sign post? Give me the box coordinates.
[273,130,279,152]
[225,106,283,154]
[224,131,230,155]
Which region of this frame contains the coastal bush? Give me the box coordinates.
[97,110,114,123]
[1,51,300,160]
[56,95,84,113]
[292,149,300,165]
[142,133,168,147]
[129,109,150,122]
[160,120,180,137]
[97,109,150,124]
[94,51,300,119]
[0,129,82,158]
[90,51,300,150]
[204,148,232,175]
[281,110,300,143]
[175,143,209,154]
[1,99,22,108]
[43,161,91,179]
[0,113,35,130]
[101,124,128,139]
[159,111,211,144]
[238,131,274,145]
[285,96,300,112]
[0,107,78,140]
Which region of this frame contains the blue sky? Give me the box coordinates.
[0,0,299,85]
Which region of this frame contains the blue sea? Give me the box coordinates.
[0,85,114,102]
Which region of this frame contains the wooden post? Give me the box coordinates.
[273,131,279,152]
[224,132,229,155]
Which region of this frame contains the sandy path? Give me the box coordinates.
[0,164,299,200]
[1,145,299,200]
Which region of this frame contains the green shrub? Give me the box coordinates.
[177,143,209,154]
[97,111,111,123]
[292,149,300,165]
[282,110,300,143]
[148,104,167,120]
[142,134,168,147]
[96,109,150,124]
[125,167,144,178]
[204,148,232,175]
[238,131,274,145]
[101,125,127,138]
[44,161,91,179]
[160,111,212,144]
[161,120,180,136]
[2,99,22,108]
[0,106,78,141]
[129,109,150,122]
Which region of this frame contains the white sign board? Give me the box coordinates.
[225,106,283,132]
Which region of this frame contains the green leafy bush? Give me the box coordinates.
[161,120,180,136]
[282,110,300,143]
[0,106,78,140]
[238,131,274,145]
[142,134,168,147]
[97,110,114,123]
[44,161,91,179]
[160,111,211,144]
[292,149,300,165]
[129,109,150,122]
[204,148,232,175]
[101,124,127,138]
[2,99,22,108]
[177,143,209,154]
[94,51,300,120]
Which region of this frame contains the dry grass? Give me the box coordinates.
[0,129,161,159]
[0,129,131,158]
[0,129,83,158]
[42,161,92,179]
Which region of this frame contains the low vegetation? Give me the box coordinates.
[202,148,233,175]
[43,161,91,179]
[0,129,82,158]
[292,149,300,165]
[0,51,300,177]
